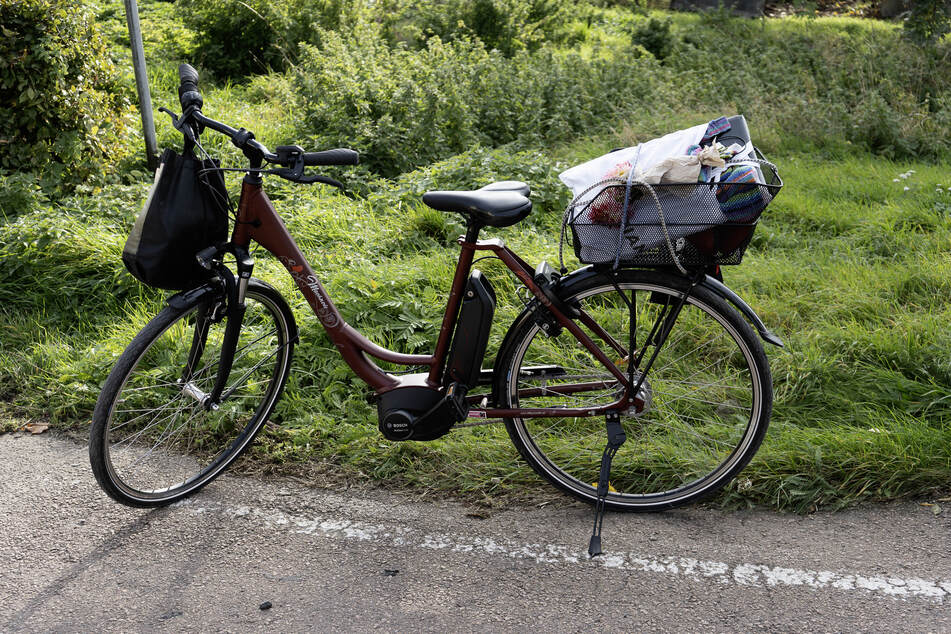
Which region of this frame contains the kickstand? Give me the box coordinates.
[589,411,626,557]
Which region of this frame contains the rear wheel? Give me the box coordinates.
[90,280,295,507]
[496,268,771,511]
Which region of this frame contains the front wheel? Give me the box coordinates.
[496,268,772,512]
[90,279,296,507]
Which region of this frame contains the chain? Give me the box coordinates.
[455,418,504,428]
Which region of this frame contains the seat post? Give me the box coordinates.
[463,221,482,244]
[429,220,481,386]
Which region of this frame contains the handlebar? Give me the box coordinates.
[172,63,359,173]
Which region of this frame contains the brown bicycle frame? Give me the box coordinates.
[232,179,642,418]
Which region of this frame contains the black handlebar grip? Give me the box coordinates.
[179,63,199,86]
[302,149,360,166]
[178,63,203,111]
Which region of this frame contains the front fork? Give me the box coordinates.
[180,243,254,410]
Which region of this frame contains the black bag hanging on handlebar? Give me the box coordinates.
[122,148,229,290]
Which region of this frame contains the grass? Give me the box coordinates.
[1,0,950,511]
[4,150,949,511]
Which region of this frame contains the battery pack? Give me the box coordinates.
[445,269,496,388]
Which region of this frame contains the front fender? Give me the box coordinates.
[166,281,223,311]
[165,278,301,347]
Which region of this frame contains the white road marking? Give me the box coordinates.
[174,499,951,603]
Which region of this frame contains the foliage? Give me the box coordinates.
[668,16,951,159]
[630,15,674,59]
[294,10,951,176]
[179,0,346,77]
[94,0,197,65]
[181,0,572,77]
[0,0,134,187]
[903,0,951,45]
[295,21,667,177]
[376,0,568,55]
[0,171,46,218]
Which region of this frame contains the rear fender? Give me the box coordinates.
[541,266,783,348]
[701,275,783,347]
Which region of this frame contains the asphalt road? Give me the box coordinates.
[1,432,949,632]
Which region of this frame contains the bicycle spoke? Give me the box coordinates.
[93,286,293,504]
[111,397,186,431]
[111,396,190,448]
[220,346,283,401]
[504,274,768,509]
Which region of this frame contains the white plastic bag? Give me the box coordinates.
[558,122,708,203]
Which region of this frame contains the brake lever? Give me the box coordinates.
[159,106,198,144]
[158,106,180,126]
[299,174,345,189]
[269,162,346,191]
[269,153,306,182]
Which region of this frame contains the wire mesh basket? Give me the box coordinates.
[563,150,782,269]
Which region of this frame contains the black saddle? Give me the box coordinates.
[422,181,532,228]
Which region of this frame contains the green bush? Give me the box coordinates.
[295,12,951,177]
[295,21,667,177]
[179,0,345,77]
[0,171,46,217]
[630,16,675,59]
[669,17,951,159]
[903,0,951,45]
[376,0,568,55]
[181,0,566,77]
[0,0,134,186]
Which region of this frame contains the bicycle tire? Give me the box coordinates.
[90,279,295,507]
[495,268,771,512]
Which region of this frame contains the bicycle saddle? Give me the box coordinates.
[422,181,532,227]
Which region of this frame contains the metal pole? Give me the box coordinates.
[123,0,158,170]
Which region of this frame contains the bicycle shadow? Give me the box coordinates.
[6,505,175,631]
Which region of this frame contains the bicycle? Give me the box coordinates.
[90,65,782,555]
